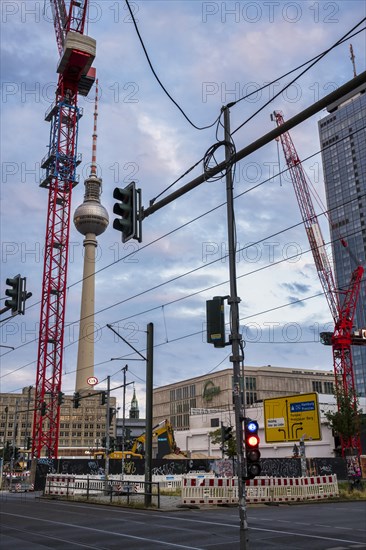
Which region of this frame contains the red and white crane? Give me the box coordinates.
[32,0,96,458]
[272,111,364,457]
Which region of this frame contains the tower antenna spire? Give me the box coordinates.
[349,44,357,78]
[91,78,99,176]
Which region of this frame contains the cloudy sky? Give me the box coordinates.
[1,0,365,415]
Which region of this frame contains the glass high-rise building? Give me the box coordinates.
[318,83,366,397]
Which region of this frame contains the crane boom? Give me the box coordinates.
[273,111,364,457]
[32,0,95,459]
[272,111,340,322]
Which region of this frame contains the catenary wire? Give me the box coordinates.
[232,18,366,135]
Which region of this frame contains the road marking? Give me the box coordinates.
[2,525,108,549]
[2,513,203,550]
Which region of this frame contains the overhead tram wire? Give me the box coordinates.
[232,18,366,136]
[64,122,366,294]
[3,286,334,392]
[3,221,364,382]
[2,133,366,361]
[148,24,365,203]
[124,0,220,132]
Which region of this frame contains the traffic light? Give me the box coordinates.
[40,402,47,416]
[73,392,81,409]
[26,436,32,450]
[101,436,106,448]
[244,418,261,479]
[5,275,21,313]
[109,436,116,452]
[221,424,233,444]
[206,296,226,347]
[57,391,64,405]
[113,182,141,243]
[109,407,115,426]
[101,391,107,405]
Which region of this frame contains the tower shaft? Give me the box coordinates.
[75,234,97,391]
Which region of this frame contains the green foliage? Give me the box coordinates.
[325,386,363,440]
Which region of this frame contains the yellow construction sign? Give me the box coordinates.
[264,392,321,443]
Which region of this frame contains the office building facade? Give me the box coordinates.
[318,83,366,396]
[153,365,336,429]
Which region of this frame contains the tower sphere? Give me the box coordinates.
[73,176,109,236]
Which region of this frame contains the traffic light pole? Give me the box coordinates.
[105,375,111,481]
[223,106,249,549]
[145,322,153,507]
[121,365,128,482]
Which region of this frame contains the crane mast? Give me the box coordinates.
[32,0,96,459]
[273,111,363,457]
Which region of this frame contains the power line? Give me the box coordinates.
[125,0,220,131]
[232,19,366,135]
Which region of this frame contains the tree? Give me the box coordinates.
[209,428,237,458]
[324,386,363,455]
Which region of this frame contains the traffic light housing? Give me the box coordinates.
[26,436,32,450]
[206,296,226,347]
[57,391,64,405]
[4,275,31,315]
[109,436,116,452]
[40,402,47,416]
[244,418,261,479]
[5,275,21,313]
[73,392,81,409]
[113,182,141,243]
[101,391,107,405]
[221,424,233,446]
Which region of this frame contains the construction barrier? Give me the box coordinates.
[181,475,339,505]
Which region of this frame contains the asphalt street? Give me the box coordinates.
[1,492,366,549]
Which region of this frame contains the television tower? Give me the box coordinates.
[73,79,109,392]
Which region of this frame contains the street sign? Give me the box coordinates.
[87,376,98,387]
[264,392,321,443]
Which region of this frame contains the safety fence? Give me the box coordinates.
[44,474,161,507]
[181,475,339,505]
[2,472,34,492]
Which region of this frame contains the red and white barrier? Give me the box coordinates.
[181,475,339,505]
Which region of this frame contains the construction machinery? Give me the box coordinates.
[272,111,364,457]
[32,0,96,459]
[94,420,185,460]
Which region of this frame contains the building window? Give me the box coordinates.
[190,385,195,398]
[246,392,257,405]
[245,377,256,391]
[312,381,322,393]
[170,389,175,401]
[324,381,334,394]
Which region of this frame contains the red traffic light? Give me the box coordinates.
[247,434,260,447]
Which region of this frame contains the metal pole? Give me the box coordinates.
[10,400,19,488]
[24,386,32,468]
[144,322,153,507]
[105,375,110,481]
[121,365,128,481]
[223,106,249,549]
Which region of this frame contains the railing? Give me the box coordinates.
[44,474,160,507]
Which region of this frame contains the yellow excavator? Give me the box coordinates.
[94,419,185,459]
